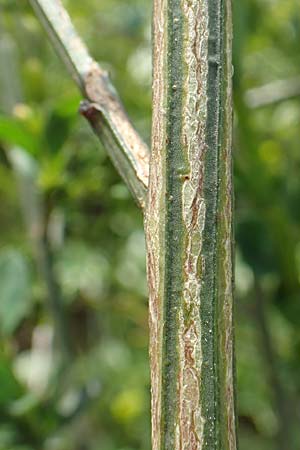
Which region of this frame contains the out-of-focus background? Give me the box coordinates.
[0,1,300,449]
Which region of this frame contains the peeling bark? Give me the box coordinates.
[145,1,237,449]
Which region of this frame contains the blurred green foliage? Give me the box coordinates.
[0,0,299,449]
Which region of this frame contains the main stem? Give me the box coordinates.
[145,1,237,449]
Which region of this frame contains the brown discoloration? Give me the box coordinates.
[79,100,102,123]
[84,64,149,189]
[177,321,203,450]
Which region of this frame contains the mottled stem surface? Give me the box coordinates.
[29,0,149,208]
[145,0,237,449]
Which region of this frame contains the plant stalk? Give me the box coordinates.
[145,0,237,449]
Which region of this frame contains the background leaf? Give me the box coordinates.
[0,250,32,335]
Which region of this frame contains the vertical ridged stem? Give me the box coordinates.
[145,0,237,449]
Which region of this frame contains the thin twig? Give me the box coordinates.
[29,0,149,208]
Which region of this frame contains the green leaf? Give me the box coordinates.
[56,241,109,301]
[0,116,37,154]
[0,353,23,407]
[44,111,71,153]
[0,249,32,335]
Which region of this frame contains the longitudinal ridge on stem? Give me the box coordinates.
[146,0,237,449]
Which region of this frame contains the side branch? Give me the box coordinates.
[29,0,149,208]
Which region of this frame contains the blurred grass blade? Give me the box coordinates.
[29,0,149,208]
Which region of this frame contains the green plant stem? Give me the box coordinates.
[145,0,237,449]
[29,0,149,208]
